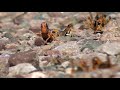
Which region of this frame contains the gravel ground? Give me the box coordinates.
[0,12,120,78]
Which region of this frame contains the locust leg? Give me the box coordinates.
[36,32,41,36]
[44,33,51,44]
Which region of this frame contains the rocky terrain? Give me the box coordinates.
[0,12,120,78]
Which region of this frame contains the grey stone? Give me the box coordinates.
[8,63,37,77]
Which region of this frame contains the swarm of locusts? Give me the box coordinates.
[10,12,112,44]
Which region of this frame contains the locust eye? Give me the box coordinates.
[52,31,56,33]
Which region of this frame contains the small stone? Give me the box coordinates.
[82,48,93,54]
[0,42,6,51]
[34,38,45,46]
[61,61,70,68]
[65,68,73,75]
[37,56,50,67]
[112,72,120,78]
[0,55,9,77]
[96,42,120,55]
[8,50,39,68]
[81,39,103,51]
[3,32,13,39]
[54,41,80,56]
[41,45,53,51]
[8,63,37,77]
[5,43,18,49]
[20,72,47,78]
